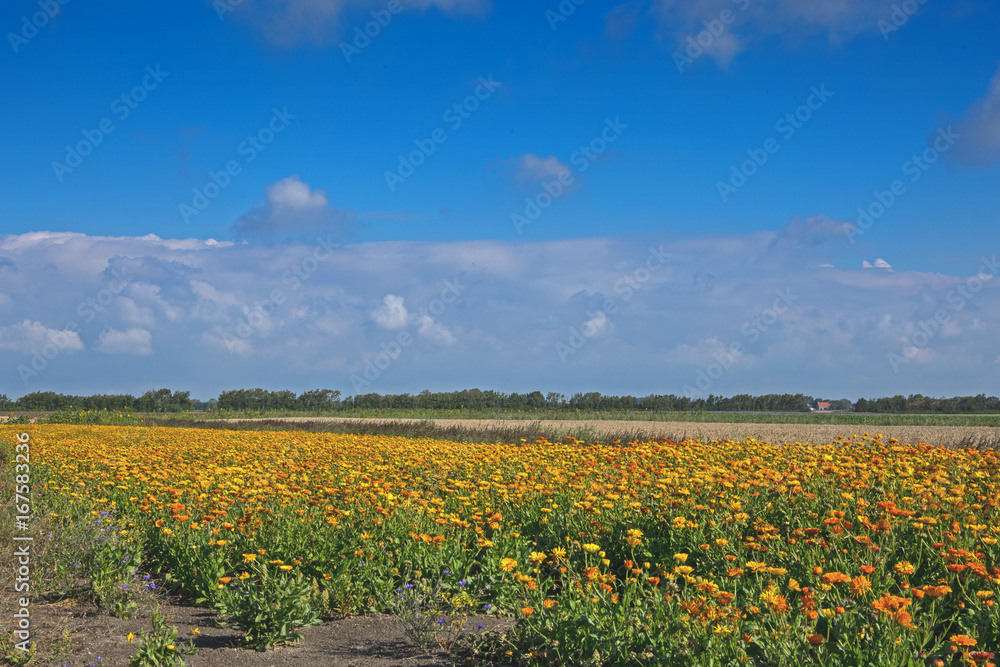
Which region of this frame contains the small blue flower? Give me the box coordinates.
[443,570,452,575]
[404,583,414,589]
[143,574,150,580]
[483,604,492,611]
[476,623,484,630]
[147,583,156,590]
[458,580,467,586]
[121,584,128,591]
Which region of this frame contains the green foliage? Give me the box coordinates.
[128,610,198,667]
[213,561,323,650]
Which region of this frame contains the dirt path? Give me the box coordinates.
[218,417,998,448]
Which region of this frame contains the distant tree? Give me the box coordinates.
[297,389,341,411]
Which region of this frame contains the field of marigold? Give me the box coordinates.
[4,424,1000,665]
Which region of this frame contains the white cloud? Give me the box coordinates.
[1,226,998,399]
[951,63,1000,167]
[190,280,240,306]
[234,175,355,237]
[0,320,84,354]
[415,313,456,345]
[95,328,153,355]
[862,258,892,269]
[228,0,491,46]
[512,154,573,186]
[372,294,409,330]
[654,0,904,67]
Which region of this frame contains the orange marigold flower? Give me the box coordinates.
[807,633,824,645]
[923,585,952,599]
[849,575,872,598]
[521,607,534,617]
[949,635,976,647]
[821,572,851,585]
[871,595,911,613]
[894,561,916,576]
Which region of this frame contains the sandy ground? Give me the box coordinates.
[218,417,998,448]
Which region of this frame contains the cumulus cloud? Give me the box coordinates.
[226,0,491,46]
[415,313,456,345]
[372,294,409,330]
[513,154,572,185]
[772,214,856,250]
[0,320,84,354]
[233,175,355,237]
[654,0,903,68]
[950,63,1000,167]
[95,328,153,355]
[1,224,998,399]
[862,258,892,269]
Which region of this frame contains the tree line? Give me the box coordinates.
[3,388,999,414]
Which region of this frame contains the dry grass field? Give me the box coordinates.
[224,416,1000,449]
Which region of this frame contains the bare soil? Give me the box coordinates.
[3,593,508,666]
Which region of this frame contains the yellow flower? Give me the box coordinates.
[499,558,518,572]
[126,632,135,643]
[242,553,257,563]
[582,543,600,554]
[279,565,293,571]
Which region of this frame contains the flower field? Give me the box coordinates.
[5,425,1000,665]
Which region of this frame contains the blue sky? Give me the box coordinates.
[1,0,999,401]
